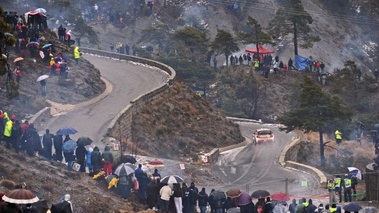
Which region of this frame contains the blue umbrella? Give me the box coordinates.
[35,8,47,14]
[56,127,78,135]
[42,43,52,49]
[62,139,77,153]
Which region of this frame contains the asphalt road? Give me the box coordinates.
[41,54,169,148]
[41,55,325,198]
[213,122,323,197]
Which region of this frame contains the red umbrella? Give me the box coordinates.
[146,160,164,168]
[270,192,290,202]
[245,45,275,54]
[2,189,39,204]
[0,192,4,205]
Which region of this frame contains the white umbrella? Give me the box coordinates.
[35,8,47,14]
[160,175,184,184]
[37,75,49,82]
[348,167,362,180]
[114,163,135,177]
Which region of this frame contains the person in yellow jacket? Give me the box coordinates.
[334,175,342,203]
[335,129,342,145]
[327,178,336,204]
[74,46,81,64]
[254,59,260,71]
[3,112,13,149]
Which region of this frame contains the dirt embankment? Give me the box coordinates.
[285,132,375,176]
[131,81,244,159]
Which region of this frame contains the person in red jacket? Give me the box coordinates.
[283,64,288,77]
[14,66,21,83]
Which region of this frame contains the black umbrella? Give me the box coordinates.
[51,201,72,213]
[122,155,137,164]
[76,137,93,146]
[343,203,362,212]
[210,190,226,201]
[251,190,270,199]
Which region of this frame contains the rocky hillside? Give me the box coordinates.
[1,30,105,119]
[131,81,244,159]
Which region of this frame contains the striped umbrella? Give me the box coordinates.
[2,189,39,204]
[160,175,184,184]
[114,163,135,177]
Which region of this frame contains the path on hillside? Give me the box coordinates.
[40,54,169,149]
[213,122,326,198]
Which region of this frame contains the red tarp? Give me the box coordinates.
[245,45,275,54]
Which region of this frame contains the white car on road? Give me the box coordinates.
[253,128,275,145]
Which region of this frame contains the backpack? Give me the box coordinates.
[11,124,21,136]
[257,205,264,213]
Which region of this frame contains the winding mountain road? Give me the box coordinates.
[213,122,324,197]
[41,54,169,148]
[42,54,324,198]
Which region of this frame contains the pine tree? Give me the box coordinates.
[278,76,352,165]
[268,0,320,55]
[211,30,239,66]
[239,16,272,57]
[0,7,16,76]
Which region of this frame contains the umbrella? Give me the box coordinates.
[56,127,78,135]
[26,41,39,47]
[62,139,77,153]
[348,167,363,180]
[146,160,164,168]
[114,163,135,177]
[76,137,93,146]
[0,192,4,205]
[210,190,226,201]
[35,8,47,14]
[13,57,24,63]
[226,208,240,213]
[2,189,39,204]
[362,207,378,213]
[344,203,363,212]
[51,201,72,213]
[251,190,270,199]
[226,188,242,199]
[235,192,252,206]
[270,192,290,202]
[37,75,49,82]
[245,45,275,54]
[42,43,52,49]
[160,175,184,184]
[122,155,137,164]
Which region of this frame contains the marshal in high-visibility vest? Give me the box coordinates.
[334,177,341,188]
[327,179,334,190]
[335,130,342,145]
[254,60,260,68]
[344,178,352,189]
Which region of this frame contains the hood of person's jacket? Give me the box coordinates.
[64,194,71,201]
[292,199,296,204]
[104,145,110,151]
[3,112,8,120]
[199,191,207,196]
[93,146,100,152]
